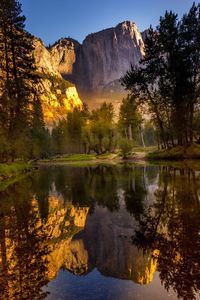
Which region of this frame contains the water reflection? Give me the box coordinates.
[0,177,49,300]
[133,167,200,300]
[0,164,199,300]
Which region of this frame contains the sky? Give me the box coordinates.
[20,0,196,45]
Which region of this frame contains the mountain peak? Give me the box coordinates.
[50,37,80,49]
[117,20,136,28]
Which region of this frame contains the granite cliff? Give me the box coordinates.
[74,21,144,92]
[33,38,82,129]
[49,38,81,81]
[49,21,145,94]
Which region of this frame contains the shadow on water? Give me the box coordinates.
[0,164,199,299]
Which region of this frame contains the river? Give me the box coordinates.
[0,163,199,300]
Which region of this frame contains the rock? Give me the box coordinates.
[49,38,81,81]
[33,38,82,129]
[49,21,145,93]
[74,21,144,92]
[33,21,145,114]
[34,38,60,76]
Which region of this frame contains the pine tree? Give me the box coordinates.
[0,0,38,160]
[122,3,200,147]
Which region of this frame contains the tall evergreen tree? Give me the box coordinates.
[0,0,38,160]
[122,3,200,147]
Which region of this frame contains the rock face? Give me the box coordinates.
[34,38,59,76]
[50,21,145,93]
[75,21,144,92]
[32,21,145,121]
[33,39,82,129]
[50,38,81,81]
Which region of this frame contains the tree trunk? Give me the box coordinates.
[128,124,133,141]
[139,127,146,148]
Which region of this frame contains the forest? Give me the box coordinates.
[1,0,200,163]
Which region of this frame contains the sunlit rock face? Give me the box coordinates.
[50,21,145,94]
[74,21,144,92]
[33,39,82,129]
[34,38,60,76]
[50,38,81,80]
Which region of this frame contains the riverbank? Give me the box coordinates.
[38,145,200,164]
[37,149,152,165]
[148,144,200,160]
[0,162,33,181]
[39,153,121,163]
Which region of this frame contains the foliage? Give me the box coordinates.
[148,144,200,160]
[0,162,32,180]
[31,98,51,159]
[83,102,116,154]
[0,177,49,299]
[118,138,133,159]
[0,0,47,161]
[122,3,200,148]
[118,95,142,141]
[51,104,89,155]
[133,167,200,300]
[143,121,157,146]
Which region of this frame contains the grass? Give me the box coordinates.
[51,154,96,162]
[0,162,32,181]
[133,146,157,153]
[38,144,200,165]
[148,144,200,160]
[40,153,120,163]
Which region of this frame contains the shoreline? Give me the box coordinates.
[0,162,33,182]
[2,144,200,182]
[36,152,200,171]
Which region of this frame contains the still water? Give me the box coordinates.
[0,163,199,300]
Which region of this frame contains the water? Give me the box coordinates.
[0,163,199,300]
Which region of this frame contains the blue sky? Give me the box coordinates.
[20,0,196,45]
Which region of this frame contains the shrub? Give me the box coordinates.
[119,139,133,159]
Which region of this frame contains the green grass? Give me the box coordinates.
[40,153,120,163]
[0,162,32,181]
[148,144,200,160]
[133,146,157,153]
[96,153,119,160]
[53,154,96,162]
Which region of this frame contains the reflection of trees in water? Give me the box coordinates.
[133,167,200,300]
[32,170,53,222]
[83,165,120,211]
[0,177,49,300]
[40,165,149,214]
[123,165,147,220]
[3,165,193,299]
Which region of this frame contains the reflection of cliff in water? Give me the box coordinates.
[44,196,158,285]
[1,164,198,300]
[0,166,159,300]
[34,183,158,285]
[38,165,158,285]
[79,203,157,285]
